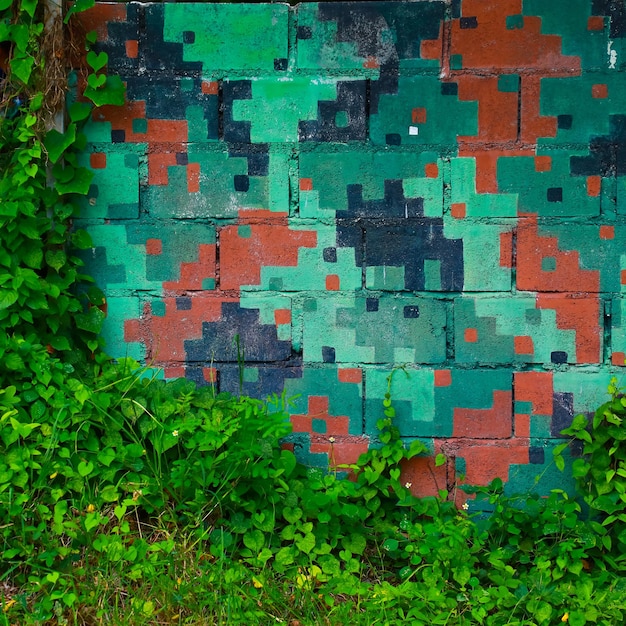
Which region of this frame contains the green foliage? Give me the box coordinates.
[0,0,124,376]
[554,377,626,566]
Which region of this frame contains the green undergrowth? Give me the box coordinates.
[3,0,626,624]
[1,358,626,625]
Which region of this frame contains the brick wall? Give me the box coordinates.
[74,1,626,497]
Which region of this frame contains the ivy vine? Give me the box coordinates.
[0,0,124,383]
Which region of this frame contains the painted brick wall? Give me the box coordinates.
[74,1,626,498]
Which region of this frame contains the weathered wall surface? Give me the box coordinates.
[75,0,626,496]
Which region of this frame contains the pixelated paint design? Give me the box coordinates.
[74,1,626,497]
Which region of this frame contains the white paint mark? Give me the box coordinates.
[404,203,408,218]
[408,126,419,136]
[608,40,618,69]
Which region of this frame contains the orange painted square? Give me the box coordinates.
[363,56,379,69]
[425,163,439,178]
[587,175,601,197]
[451,203,466,219]
[308,395,329,415]
[514,335,534,354]
[500,231,513,268]
[203,367,217,383]
[145,238,162,255]
[600,225,614,240]
[592,84,608,99]
[165,366,186,379]
[90,152,107,169]
[515,414,530,437]
[412,107,427,124]
[338,368,362,383]
[612,352,626,366]
[300,178,313,191]
[587,16,605,31]
[434,369,452,387]
[201,81,219,95]
[464,328,478,343]
[187,162,200,193]
[534,156,551,172]
[622,270,626,285]
[125,40,138,59]
[326,275,340,290]
[274,309,291,325]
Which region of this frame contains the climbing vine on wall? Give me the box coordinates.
[0,0,123,381]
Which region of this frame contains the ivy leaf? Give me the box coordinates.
[0,290,19,310]
[45,250,67,272]
[10,24,29,52]
[0,202,17,218]
[10,55,34,84]
[10,418,40,439]
[70,229,93,250]
[0,0,13,10]
[21,0,38,18]
[63,0,95,23]
[84,75,126,107]
[75,307,105,334]
[4,352,24,370]
[86,51,108,72]
[44,124,77,164]
[68,101,92,123]
[87,73,107,89]
[49,335,71,351]
[21,245,43,270]
[55,167,94,195]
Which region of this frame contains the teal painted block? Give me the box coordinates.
[301,295,446,364]
[227,77,364,143]
[163,3,288,71]
[78,150,139,219]
[497,151,602,217]
[442,219,512,292]
[617,176,626,216]
[370,75,478,148]
[505,439,577,496]
[523,0,610,70]
[455,297,578,365]
[240,293,292,344]
[539,73,626,146]
[365,367,437,436]
[146,147,289,218]
[365,265,406,291]
[255,224,361,294]
[101,297,144,360]
[299,150,443,218]
[553,371,616,418]
[77,222,215,293]
[296,1,444,72]
[612,298,626,361]
[533,223,625,292]
[284,367,363,437]
[435,369,512,439]
[450,157,518,218]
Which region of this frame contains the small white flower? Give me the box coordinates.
[462,502,469,510]
[405,482,412,489]
[172,430,179,437]
[328,436,335,443]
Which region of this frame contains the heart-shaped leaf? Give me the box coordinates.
[87,73,106,89]
[77,461,94,477]
[86,51,108,72]
[283,506,302,524]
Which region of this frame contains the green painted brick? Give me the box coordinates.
[163,3,288,71]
